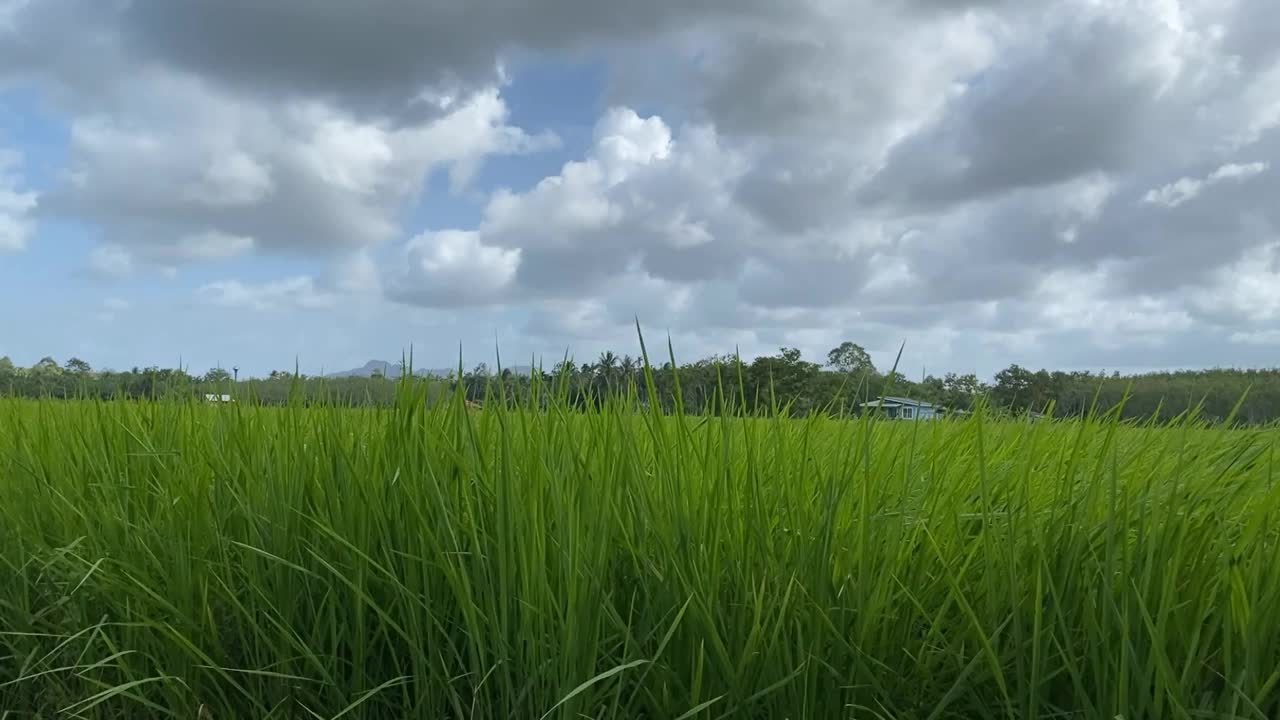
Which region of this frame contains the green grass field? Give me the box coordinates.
[2,379,1279,718]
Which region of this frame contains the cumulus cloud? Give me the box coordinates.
[384,107,756,306]
[86,232,254,278]
[1036,267,1194,346]
[6,0,1280,374]
[1229,329,1280,346]
[386,230,521,307]
[0,148,36,252]
[4,1,559,270]
[43,71,553,270]
[171,231,256,261]
[197,276,337,312]
[863,3,1234,211]
[1190,242,1280,324]
[1144,161,1269,208]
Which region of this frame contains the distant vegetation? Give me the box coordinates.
[2,372,1278,717]
[3,341,1280,422]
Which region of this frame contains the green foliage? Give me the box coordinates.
[64,357,92,375]
[827,340,876,375]
[202,367,233,384]
[5,344,1280,423]
[0,369,1278,718]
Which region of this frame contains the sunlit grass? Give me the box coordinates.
[1,365,1278,718]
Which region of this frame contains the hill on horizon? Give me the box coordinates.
[324,360,534,379]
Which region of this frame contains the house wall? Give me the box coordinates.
[870,402,938,419]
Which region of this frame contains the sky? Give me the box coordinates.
[1,0,1279,379]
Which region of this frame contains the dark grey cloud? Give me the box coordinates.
[514,245,635,296]
[732,147,862,234]
[737,252,874,310]
[863,14,1172,210]
[1223,0,1280,70]
[97,0,785,115]
[1061,134,1279,299]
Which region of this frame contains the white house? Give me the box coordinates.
[203,394,233,403]
[859,396,940,420]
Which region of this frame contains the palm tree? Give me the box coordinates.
[597,351,619,392]
[620,355,638,389]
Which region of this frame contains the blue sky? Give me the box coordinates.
[2,0,1280,379]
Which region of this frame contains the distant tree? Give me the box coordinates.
[620,355,639,385]
[597,351,619,391]
[748,347,822,414]
[32,357,62,375]
[203,368,232,383]
[992,364,1036,411]
[550,360,574,378]
[9,342,1280,425]
[827,342,876,376]
[917,375,946,404]
[942,372,984,411]
[881,370,909,388]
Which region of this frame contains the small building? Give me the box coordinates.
[859,396,941,420]
[204,393,233,403]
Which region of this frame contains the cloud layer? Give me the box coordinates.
[3,0,1280,373]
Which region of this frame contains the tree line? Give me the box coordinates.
[3,344,1279,424]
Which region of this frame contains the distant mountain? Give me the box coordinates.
[325,360,533,379]
[324,360,408,379]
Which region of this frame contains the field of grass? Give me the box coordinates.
[2,377,1279,718]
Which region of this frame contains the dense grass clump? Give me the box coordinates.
[1,372,1279,718]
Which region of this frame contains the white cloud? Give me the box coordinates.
[1192,242,1280,323]
[87,231,253,277]
[1144,160,1269,207]
[482,108,754,293]
[1229,329,1280,346]
[88,244,135,278]
[331,250,382,296]
[45,70,553,264]
[172,231,255,261]
[197,276,337,312]
[185,150,274,207]
[1036,267,1193,345]
[1210,161,1270,181]
[0,149,36,252]
[386,230,520,307]
[593,107,672,181]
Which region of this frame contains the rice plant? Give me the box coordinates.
[0,361,1277,719]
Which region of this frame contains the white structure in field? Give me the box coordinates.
[859,396,940,420]
[204,394,233,403]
